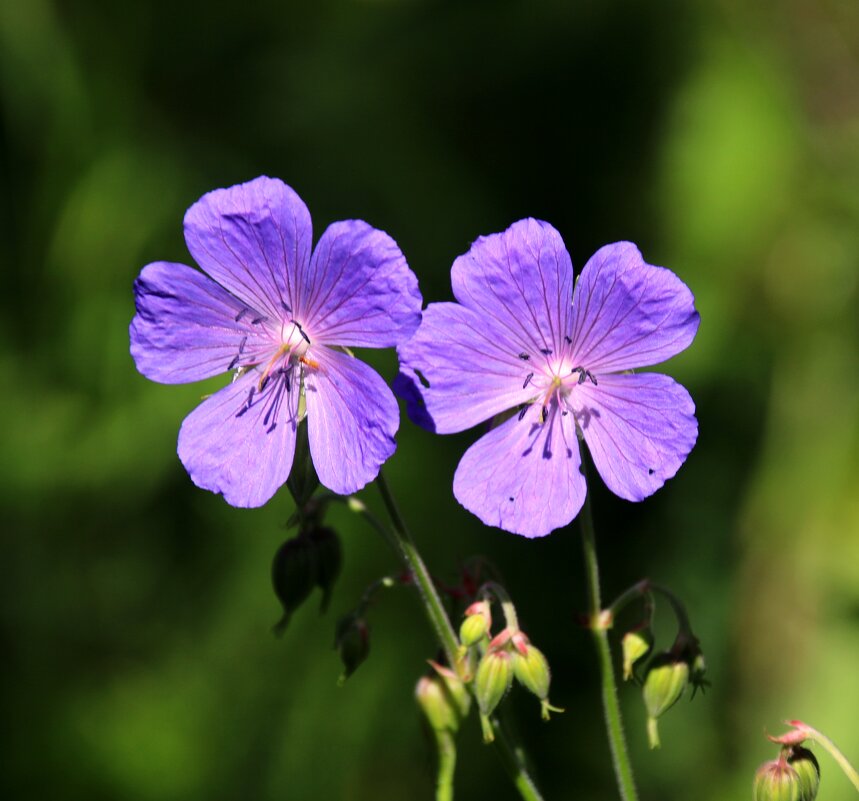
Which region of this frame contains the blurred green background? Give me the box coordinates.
[2,0,858,799]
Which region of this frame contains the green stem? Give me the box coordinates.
[478,580,520,631]
[372,470,545,801]
[434,730,456,801]
[579,457,640,801]
[374,471,461,666]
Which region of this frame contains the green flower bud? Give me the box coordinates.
[416,675,459,733]
[787,746,820,801]
[307,526,342,613]
[271,535,316,634]
[334,614,370,684]
[512,643,551,699]
[428,661,471,722]
[754,756,803,801]
[621,628,653,681]
[475,649,512,719]
[459,601,491,647]
[642,653,689,749]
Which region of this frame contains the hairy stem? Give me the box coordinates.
[372,470,545,801]
[579,456,640,801]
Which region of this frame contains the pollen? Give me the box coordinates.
[299,355,319,370]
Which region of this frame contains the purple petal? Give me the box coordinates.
[570,242,699,373]
[397,302,535,434]
[301,221,422,347]
[393,368,436,433]
[576,373,697,502]
[304,349,398,494]
[453,408,586,538]
[177,370,299,507]
[130,261,274,384]
[450,218,574,356]
[183,176,312,320]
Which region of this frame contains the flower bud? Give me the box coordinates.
[621,628,653,681]
[787,746,820,801]
[307,526,342,613]
[754,755,803,801]
[475,649,512,719]
[428,661,471,723]
[642,653,689,748]
[511,642,564,720]
[334,613,370,684]
[416,675,458,733]
[416,664,471,734]
[512,642,550,699]
[271,535,316,634]
[459,601,491,647]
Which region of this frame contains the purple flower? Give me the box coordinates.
[397,219,699,538]
[130,176,421,507]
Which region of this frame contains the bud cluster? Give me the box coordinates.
[457,587,563,743]
[754,746,820,801]
[613,582,707,749]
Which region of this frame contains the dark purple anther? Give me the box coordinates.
[523,372,533,389]
[518,352,530,361]
[235,308,250,322]
[251,315,268,325]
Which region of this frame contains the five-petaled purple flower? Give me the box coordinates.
[396,219,699,538]
[130,176,421,507]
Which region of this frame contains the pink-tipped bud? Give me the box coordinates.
[642,653,689,748]
[475,649,512,719]
[460,601,491,647]
[621,628,653,681]
[428,661,471,723]
[415,669,470,734]
[511,643,549,700]
[754,755,803,801]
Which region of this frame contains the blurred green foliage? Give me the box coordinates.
[2,0,858,799]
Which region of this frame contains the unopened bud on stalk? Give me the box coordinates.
[307,526,342,612]
[754,754,803,801]
[428,661,471,723]
[416,675,458,733]
[642,653,689,748]
[459,600,492,647]
[621,628,653,681]
[334,613,370,684]
[787,746,820,801]
[475,649,512,742]
[510,638,564,720]
[271,535,316,634]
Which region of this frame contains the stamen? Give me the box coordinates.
[518,406,528,421]
[518,352,530,361]
[238,336,247,354]
[251,315,268,325]
[227,354,240,371]
[281,300,292,313]
[299,355,319,370]
[539,348,552,355]
[564,335,572,344]
[235,308,250,322]
[571,366,598,385]
[522,372,533,389]
[540,406,548,423]
[293,321,311,344]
